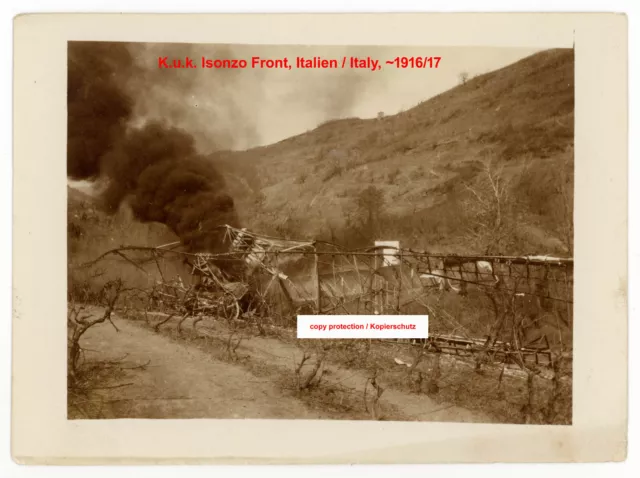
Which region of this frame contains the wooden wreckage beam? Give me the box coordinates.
[392,334,560,368]
[77,226,571,372]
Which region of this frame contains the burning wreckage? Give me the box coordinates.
[142,225,320,330]
[81,224,572,371]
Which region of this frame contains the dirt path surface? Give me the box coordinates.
[75,312,492,422]
[234,332,493,423]
[78,318,324,419]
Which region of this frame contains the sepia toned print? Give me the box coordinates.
[66,41,574,424]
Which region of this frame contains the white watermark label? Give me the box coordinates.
[297,315,429,339]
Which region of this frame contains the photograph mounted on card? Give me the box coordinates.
[12,12,627,465]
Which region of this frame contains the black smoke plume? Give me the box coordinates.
[100,122,238,250]
[67,42,133,179]
[67,41,239,251]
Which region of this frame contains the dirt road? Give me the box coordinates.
[73,313,493,422]
[76,318,324,419]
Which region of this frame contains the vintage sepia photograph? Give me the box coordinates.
[66,40,574,425]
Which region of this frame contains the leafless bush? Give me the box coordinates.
[427,350,442,395]
[363,368,385,420]
[294,343,328,392]
[409,369,425,394]
[521,370,537,424]
[224,331,245,362]
[67,278,125,386]
[407,349,426,393]
[151,281,193,332]
[462,158,518,255]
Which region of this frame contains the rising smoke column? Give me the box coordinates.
[67,42,134,179]
[100,122,239,251]
[67,41,240,251]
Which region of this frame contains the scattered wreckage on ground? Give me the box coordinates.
[75,224,573,371]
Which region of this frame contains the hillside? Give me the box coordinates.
[68,48,574,258]
[67,186,178,263]
[213,48,574,255]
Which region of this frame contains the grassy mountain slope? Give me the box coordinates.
[68,48,574,258]
[214,48,574,255]
[67,186,178,263]
[68,185,181,297]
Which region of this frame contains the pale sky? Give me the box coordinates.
[252,46,541,146]
[129,44,542,150]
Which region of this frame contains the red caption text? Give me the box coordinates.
[158,56,442,71]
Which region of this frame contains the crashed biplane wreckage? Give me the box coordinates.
[133,226,318,330]
[170,225,319,323]
[224,225,319,315]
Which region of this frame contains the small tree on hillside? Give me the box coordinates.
[347,185,387,243]
[459,72,470,85]
[462,159,518,254]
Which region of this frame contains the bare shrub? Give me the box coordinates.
[521,370,537,424]
[407,349,427,393]
[363,368,385,420]
[427,350,442,395]
[66,277,149,419]
[225,330,245,362]
[294,342,328,392]
[68,279,125,386]
[461,158,518,254]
